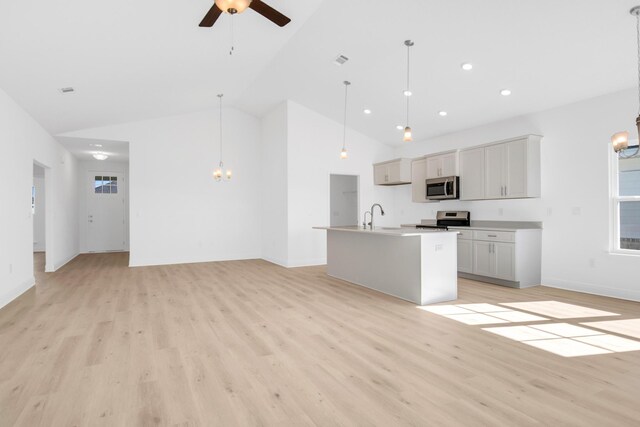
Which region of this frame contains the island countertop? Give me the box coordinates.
[312,225,459,237]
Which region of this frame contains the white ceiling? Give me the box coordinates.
[1,0,638,146]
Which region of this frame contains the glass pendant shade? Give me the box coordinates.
[226,169,232,179]
[215,0,251,13]
[340,148,348,159]
[612,131,630,153]
[403,126,413,142]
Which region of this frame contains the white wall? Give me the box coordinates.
[392,88,639,301]
[78,160,129,253]
[330,175,359,227]
[62,107,263,267]
[0,87,79,309]
[286,101,396,267]
[32,174,46,252]
[260,103,289,266]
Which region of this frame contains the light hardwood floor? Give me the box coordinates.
[1,253,639,426]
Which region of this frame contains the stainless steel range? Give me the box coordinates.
[416,211,470,230]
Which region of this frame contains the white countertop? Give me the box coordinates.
[400,220,542,232]
[313,226,458,237]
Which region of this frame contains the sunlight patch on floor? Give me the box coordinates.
[420,304,547,325]
[581,318,640,339]
[419,300,639,358]
[500,301,620,319]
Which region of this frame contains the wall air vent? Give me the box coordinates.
[59,87,75,94]
[334,55,349,66]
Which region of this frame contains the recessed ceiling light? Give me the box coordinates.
[363,109,372,115]
[403,90,412,97]
[59,87,75,94]
[91,143,103,147]
[396,125,404,130]
[500,89,512,96]
[92,153,108,161]
[438,111,448,117]
[461,63,473,71]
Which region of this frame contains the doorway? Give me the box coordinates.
[87,172,126,252]
[330,174,359,227]
[32,163,46,272]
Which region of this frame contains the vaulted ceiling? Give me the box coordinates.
[0,0,637,145]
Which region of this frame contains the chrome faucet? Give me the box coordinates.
[363,211,372,229]
[370,203,385,229]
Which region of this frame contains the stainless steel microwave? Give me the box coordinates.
[426,176,460,200]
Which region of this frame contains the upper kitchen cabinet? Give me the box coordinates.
[425,151,458,179]
[460,135,541,200]
[373,158,412,185]
[411,158,437,202]
[459,147,485,200]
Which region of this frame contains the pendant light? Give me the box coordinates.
[340,80,351,159]
[403,40,414,142]
[611,6,640,158]
[213,94,232,181]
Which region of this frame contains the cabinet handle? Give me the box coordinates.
[504,185,507,196]
[488,234,497,237]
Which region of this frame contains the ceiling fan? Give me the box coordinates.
[199,0,291,28]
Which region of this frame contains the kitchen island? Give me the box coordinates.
[313,226,458,305]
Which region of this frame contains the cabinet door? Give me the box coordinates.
[505,139,527,198]
[440,153,457,177]
[411,159,428,202]
[374,164,388,185]
[386,161,401,183]
[473,241,494,277]
[426,156,441,179]
[460,148,485,200]
[494,242,516,281]
[457,239,473,273]
[485,144,506,199]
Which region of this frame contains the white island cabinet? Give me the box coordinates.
[314,226,458,305]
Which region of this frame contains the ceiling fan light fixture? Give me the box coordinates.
[215,0,252,13]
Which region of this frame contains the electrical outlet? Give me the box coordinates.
[588,258,596,268]
[547,207,553,216]
[435,244,443,251]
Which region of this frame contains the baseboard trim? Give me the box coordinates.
[542,277,640,303]
[0,276,35,310]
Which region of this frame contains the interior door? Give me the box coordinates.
[88,172,125,252]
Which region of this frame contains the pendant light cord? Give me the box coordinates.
[342,82,349,150]
[218,94,223,167]
[636,12,640,115]
[406,42,411,126]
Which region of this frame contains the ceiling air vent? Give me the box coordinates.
[59,87,75,94]
[334,55,349,66]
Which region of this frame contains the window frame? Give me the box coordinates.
[610,143,640,255]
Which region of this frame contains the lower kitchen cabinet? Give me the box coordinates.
[457,238,473,273]
[473,241,515,281]
[455,228,540,288]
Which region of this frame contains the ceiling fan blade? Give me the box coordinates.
[249,0,291,27]
[199,4,223,27]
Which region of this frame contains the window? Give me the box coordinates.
[94,176,118,194]
[612,146,640,252]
